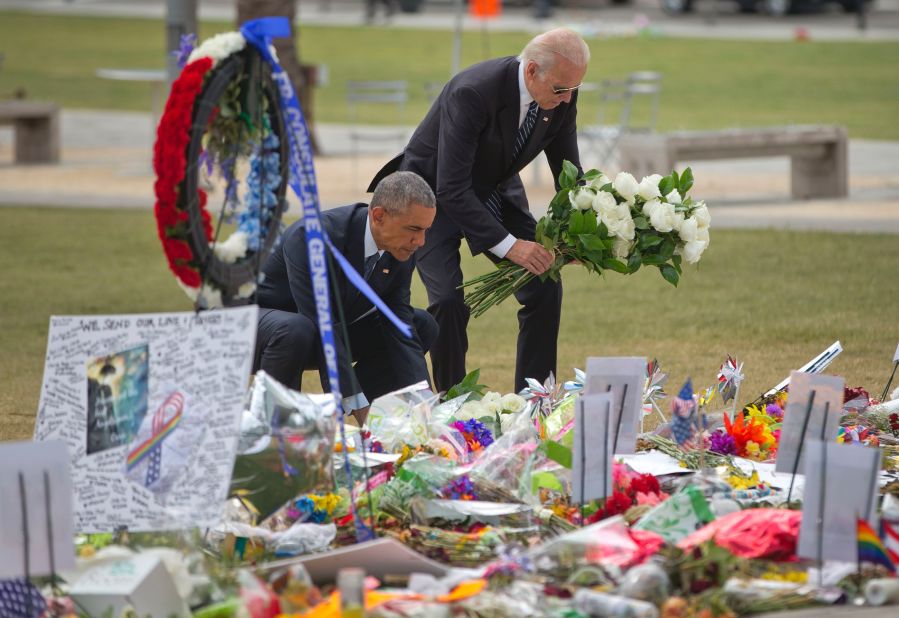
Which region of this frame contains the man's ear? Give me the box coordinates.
[370,205,387,224]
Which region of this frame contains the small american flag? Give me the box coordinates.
[0,579,46,618]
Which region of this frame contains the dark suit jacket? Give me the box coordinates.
[256,203,430,394]
[370,56,583,255]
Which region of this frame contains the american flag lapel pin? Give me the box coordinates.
[543,116,549,122]
[382,268,390,275]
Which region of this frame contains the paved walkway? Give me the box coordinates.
[1,109,898,232]
[4,0,899,41]
[0,109,898,233]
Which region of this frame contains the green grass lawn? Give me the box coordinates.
[1,11,898,138]
[2,207,897,442]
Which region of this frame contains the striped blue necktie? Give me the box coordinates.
[484,100,540,222]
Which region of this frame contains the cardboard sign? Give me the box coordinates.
[775,371,843,475]
[797,439,881,563]
[572,392,614,504]
[70,554,189,618]
[0,440,75,579]
[33,307,257,532]
[584,356,645,454]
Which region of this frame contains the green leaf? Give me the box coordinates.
[641,254,668,266]
[660,264,680,287]
[627,250,643,273]
[560,160,579,190]
[658,175,675,197]
[582,210,598,234]
[532,471,565,494]
[443,369,487,401]
[568,209,585,235]
[679,167,694,195]
[639,234,663,249]
[545,440,572,468]
[672,254,683,274]
[601,258,629,273]
[579,234,607,253]
[581,169,602,182]
[633,216,650,230]
[659,238,676,259]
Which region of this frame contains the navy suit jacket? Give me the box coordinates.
[256,203,430,394]
[370,56,583,255]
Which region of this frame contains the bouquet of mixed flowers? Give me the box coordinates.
[462,161,711,317]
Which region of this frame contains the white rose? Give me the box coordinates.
[642,199,663,219]
[672,211,685,232]
[569,188,594,211]
[696,226,710,243]
[678,217,699,243]
[485,400,503,415]
[590,174,612,189]
[666,189,683,205]
[500,393,527,413]
[637,174,663,201]
[612,237,632,259]
[613,172,640,204]
[648,201,677,233]
[683,239,708,264]
[616,215,635,241]
[482,391,501,404]
[457,401,485,421]
[592,190,617,214]
[601,212,622,237]
[692,203,711,229]
[614,201,631,220]
[500,412,519,434]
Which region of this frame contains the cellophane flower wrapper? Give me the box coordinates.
[529,515,664,575]
[410,496,540,530]
[229,371,336,523]
[466,424,541,503]
[366,382,441,451]
[677,508,802,561]
[632,486,715,544]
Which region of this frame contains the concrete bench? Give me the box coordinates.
[0,101,60,164]
[619,126,848,200]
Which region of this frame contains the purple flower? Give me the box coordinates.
[174,33,198,69]
[442,475,478,500]
[709,430,737,455]
[765,403,784,419]
[452,418,494,449]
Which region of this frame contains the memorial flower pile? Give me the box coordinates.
[462,162,710,316]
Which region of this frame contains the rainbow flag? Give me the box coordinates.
[857,518,896,573]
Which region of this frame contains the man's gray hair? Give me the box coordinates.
[370,171,436,214]
[520,28,590,75]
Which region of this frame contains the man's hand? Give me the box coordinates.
[351,405,370,427]
[505,239,554,275]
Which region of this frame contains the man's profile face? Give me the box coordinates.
[370,203,435,261]
[525,56,587,111]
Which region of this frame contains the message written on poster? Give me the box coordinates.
[34,307,257,532]
[584,356,645,455]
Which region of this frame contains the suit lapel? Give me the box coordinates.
[500,59,523,170]
[517,106,553,166]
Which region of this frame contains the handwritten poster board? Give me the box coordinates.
[33,307,257,532]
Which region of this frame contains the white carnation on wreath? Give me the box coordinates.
[212,231,249,264]
[187,31,247,67]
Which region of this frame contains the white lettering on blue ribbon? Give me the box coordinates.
[240,17,379,542]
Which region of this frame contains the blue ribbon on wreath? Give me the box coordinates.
[240,16,406,543]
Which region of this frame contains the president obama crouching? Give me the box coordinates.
[253,171,438,425]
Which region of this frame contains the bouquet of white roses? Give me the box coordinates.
[462,161,710,317]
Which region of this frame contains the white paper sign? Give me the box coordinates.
[893,342,899,363]
[797,439,881,563]
[584,356,645,454]
[33,307,257,532]
[765,341,842,396]
[0,440,75,579]
[775,371,843,475]
[572,393,614,504]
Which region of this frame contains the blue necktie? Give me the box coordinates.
[484,100,539,222]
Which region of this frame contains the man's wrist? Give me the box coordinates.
[341,392,369,414]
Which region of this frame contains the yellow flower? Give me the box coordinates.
[745,441,761,459]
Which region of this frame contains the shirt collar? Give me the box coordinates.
[517,59,533,109]
[364,212,383,259]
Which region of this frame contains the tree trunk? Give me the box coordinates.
[237,0,320,153]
